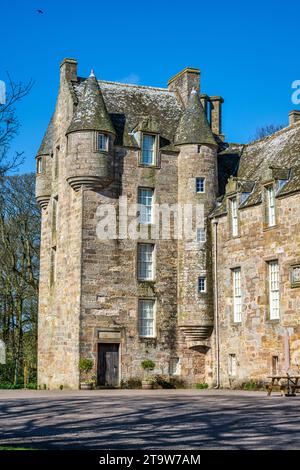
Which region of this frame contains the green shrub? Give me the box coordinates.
[242,380,265,391]
[153,375,187,389]
[120,377,142,389]
[195,382,209,389]
[79,358,93,374]
[141,360,155,371]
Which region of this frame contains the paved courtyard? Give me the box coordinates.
[0,389,299,450]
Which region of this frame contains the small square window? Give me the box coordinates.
[198,276,206,293]
[98,133,108,151]
[196,177,205,193]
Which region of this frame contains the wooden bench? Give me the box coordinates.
[267,375,300,396]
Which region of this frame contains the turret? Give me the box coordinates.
[175,88,218,344]
[65,70,116,191]
[35,117,53,209]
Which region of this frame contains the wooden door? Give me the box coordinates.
[98,343,119,386]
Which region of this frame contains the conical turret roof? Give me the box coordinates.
[67,71,116,135]
[174,89,217,146]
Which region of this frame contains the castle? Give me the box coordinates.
[36,58,300,389]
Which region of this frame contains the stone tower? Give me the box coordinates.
[175,88,218,382]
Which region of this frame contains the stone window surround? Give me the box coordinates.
[265,257,281,322]
[228,195,239,238]
[137,186,155,225]
[93,131,111,153]
[290,263,300,288]
[138,132,160,168]
[232,267,242,324]
[36,156,43,174]
[138,297,157,339]
[137,242,156,282]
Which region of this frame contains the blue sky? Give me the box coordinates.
[1,0,300,173]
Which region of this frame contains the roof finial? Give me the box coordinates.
[191,87,197,95]
[89,69,95,78]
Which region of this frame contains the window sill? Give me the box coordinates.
[263,224,278,232]
[138,163,160,169]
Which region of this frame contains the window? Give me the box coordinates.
[198,276,206,293]
[50,247,57,286]
[138,188,153,224]
[233,268,242,323]
[36,157,42,174]
[196,228,206,242]
[267,186,276,227]
[138,244,154,281]
[169,357,181,375]
[196,177,205,193]
[98,133,108,151]
[141,134,156,165]
[269,260,280,320]
[138,299,155,337]
[272,356,278,375]
[54,146,59,179]
[231,197,238,236]
[52,196,58,236]
[229,354,237,377]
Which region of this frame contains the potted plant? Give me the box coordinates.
[79,358,94,390]
[141,360,155,389]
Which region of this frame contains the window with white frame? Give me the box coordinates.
[138,188,153,224]
[138,299,155,337]
[269,260,280,320]
[97,132,108,151]
[233,268,242,323]
[137,244,154,281]
[231,197,238,236]
[196,227,206,242]
[36,157,42,174]
[229,354,237,377]
[169,357,181,375]
[196,177,205,193]
[141,134,156,165]
[198,276,206,293]
[267,186,276,227]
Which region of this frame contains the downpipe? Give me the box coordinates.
[213,218,220,389]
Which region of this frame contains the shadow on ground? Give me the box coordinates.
[0,390,299,449]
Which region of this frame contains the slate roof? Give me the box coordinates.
[67,74,116,135]
[72,78,183,149]
[211,122,300,218]
[37,116,54,156]
[174,89,217,147]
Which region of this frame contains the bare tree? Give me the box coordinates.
[0,74,34,176]
[252,123,285,141]
[0,173,40,385]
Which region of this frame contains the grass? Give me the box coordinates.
[0,446,36,450]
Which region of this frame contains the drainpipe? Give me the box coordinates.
[212,218,220,388]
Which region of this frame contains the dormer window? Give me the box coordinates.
[97,133,108,151]
[141,133,156,165]
[36,156,42,174]
[267,185,276,227]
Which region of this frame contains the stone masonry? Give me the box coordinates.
[36,58,300,389]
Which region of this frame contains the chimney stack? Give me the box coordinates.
[289,110,300,126]
[168,67,200,106]
[210,96,224,137]
[60,58,78,83]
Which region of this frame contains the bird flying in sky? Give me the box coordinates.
[36,9,44,14]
